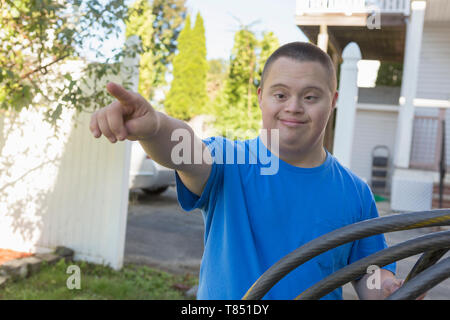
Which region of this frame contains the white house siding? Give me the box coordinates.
[350,106,398,190]
[349,105,450,189]
[416,24,450,101]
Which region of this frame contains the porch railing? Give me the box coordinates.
[410,108,447,171]
[296,0,411,16]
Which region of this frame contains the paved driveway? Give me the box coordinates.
[125,187,204,275]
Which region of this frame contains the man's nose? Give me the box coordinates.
[285,97,305,113]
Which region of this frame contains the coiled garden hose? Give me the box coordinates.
[242,209,450,300]
[404,248,449,283]
[386,256,450,300]
[294,230,450,300]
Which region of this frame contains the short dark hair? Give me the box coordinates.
[260,41,337,93]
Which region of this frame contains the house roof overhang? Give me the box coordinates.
[296,14,407,63]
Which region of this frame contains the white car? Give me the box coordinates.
[129,141,176,194]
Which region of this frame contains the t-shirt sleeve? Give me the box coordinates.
[175,136,224,212]
[348,185,397,277]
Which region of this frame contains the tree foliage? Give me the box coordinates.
[0,0,143,128]
[256,31,279,87]
[125,0,155,100]
[125,0,187,102]
[206,58,228,103]
[150,0,187,92]
[164,13,207,121]
[189,13,208,115]
[212,28,279,140]
[376,61,403,87]
[163,14,192,120]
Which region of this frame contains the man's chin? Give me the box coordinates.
[261,128,309,150]
[279,137,306,151]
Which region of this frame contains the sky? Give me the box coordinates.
[83,0,307,62]
[185,0,308,60]
[184,0,379,87]
[82,0,378,87]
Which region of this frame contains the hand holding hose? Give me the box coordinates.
[382,278,426,300]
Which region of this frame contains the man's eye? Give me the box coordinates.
[275,94,286,99]
[305,96,318,101]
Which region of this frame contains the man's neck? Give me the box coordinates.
[259,133,326,168]
[280,146,326,168]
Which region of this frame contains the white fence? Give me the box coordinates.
[0,36,140,270]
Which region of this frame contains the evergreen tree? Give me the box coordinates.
[206,58,228,103]
[150,0,187,94]
[213,28,260,140]
[125,0,187,102]
[256,31,280,87]
[210,29,281,140]
[190,13,208,115]
[164,14,194,120]
[376,62,403,87]
[164,13,208,120]
[125,0,156,100]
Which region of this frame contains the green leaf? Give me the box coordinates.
[52,104,63,121]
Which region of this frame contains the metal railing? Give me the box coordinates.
[410,108,447,171]
[296,0,410,15]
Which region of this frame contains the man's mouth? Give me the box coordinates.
[279,118,308,127]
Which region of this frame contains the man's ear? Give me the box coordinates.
[257,87,262,109]
[331,91,339,110]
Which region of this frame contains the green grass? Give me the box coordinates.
[374,194,388,202]
[0,259,198,300]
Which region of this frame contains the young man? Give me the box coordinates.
[90,42,407,300]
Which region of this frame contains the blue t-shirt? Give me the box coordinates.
[175,136,396,300]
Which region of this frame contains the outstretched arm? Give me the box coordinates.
[89,82,212,196]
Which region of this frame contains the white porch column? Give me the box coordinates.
[393,1,426,168]
[333,42,361,168]
[317,24,329,52]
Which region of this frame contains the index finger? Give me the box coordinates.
[106,82,134,104]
